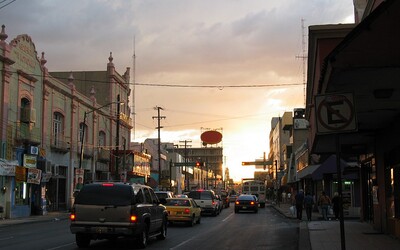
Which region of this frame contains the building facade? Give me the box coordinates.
[0,26,132,218]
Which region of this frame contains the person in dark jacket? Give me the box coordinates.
[303,191,314,221]
[295,189,305,220]
[331,192,340,220]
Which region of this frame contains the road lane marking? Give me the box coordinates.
[170,236,196,249]
[45,242,75,250]
[0,236,14,241]
[222,213,234,222]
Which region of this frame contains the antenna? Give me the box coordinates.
[132,36,136,139]
[295,18,308,106]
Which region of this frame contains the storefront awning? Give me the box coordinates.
[297,164,320,179]
[297,155,359,181]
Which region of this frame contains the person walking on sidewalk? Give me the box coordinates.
[295,189,304,220]
[304,191,314,221]
[331,192,340,220]
[318,191,331,220]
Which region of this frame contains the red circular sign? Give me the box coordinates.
[201,131,222,144]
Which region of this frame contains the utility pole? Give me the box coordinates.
[153,106,165,190]
[115,94,122,180]
[179,140,192,191]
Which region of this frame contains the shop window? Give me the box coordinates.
[393,166,400,218]
[15,182,29,206]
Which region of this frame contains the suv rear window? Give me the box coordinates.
[75,184,134,206]
[188,191,213,200]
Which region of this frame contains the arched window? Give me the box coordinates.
[79,122,87,143]
[98,131,106,149]
[53,112,64,146]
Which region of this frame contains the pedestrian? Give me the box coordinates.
[331,192,340,220]
[295,189,304,220]
[303,191,314,221]
[318,191,331,220]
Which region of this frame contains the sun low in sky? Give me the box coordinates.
[1,0,355,182]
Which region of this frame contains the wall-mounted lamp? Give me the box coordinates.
[1,186,6,193]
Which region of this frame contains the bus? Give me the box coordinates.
[241,179,266,208]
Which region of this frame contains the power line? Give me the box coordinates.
[0,0,16,10]
[0,69,303,89]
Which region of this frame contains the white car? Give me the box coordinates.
[187,190,219,216]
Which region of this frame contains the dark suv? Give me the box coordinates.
[70,182,168,248]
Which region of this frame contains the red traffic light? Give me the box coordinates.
[195,161,205,167]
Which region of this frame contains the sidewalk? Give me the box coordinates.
[271,201,400,250]
[0,211,70,227]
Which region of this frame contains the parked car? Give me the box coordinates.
[187,190,219,216]
[229,194,238,203]
[155,191,174,200]
[164,198,201,226]
[234,194,259,213]
[70,182,168,248]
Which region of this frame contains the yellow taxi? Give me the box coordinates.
[165,198,201,226]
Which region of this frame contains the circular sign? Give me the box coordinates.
[200,131,222,144]
[315,93,357,134]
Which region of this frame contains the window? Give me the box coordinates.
[143,188,153,204]
[53,112,63,146]
[98,131,106,148]
[79,123,87,143]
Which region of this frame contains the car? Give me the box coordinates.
[174,194,188,198]
[70,182,168,248]
[187,190,219,216]
[215,195,224,213]
[234,194,259,213]
[220,192,230,208]
[164,198,201,226]
[155,191,174,200]
[229,194,238,203]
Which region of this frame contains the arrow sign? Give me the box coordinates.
[242,161,272,166]
[173,162,198,167]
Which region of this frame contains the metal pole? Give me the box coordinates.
[115,94,121,180]
[78,112,87,170]
[336,134,346,250]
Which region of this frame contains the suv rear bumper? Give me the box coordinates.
[70,224,138,237]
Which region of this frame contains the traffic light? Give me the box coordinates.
[195,161,205,167]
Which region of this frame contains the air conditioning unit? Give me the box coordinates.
[29,146,39,155]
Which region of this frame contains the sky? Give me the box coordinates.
[0,0,355,182]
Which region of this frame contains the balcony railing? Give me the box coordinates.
[119,112,133,128]
[50,133,69,153]
[97,148,110,162]
[15,123,41,145]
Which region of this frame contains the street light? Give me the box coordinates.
[78,100,124,172]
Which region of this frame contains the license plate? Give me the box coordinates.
[242,206,247,209]
[95,227,108,233]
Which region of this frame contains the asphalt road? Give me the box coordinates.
[0,205,299,250]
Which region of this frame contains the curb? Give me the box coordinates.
[270,205,312,250]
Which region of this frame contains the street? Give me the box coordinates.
[0,205,299,250]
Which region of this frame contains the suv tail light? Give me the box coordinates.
[130,215,137,222]
[70,208,76,221]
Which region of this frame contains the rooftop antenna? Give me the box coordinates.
[295,18,308,107]
[132,36,136,139]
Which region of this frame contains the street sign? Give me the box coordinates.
[315,93,357,134]
[173,162,198,167]
[242,161,272,166]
